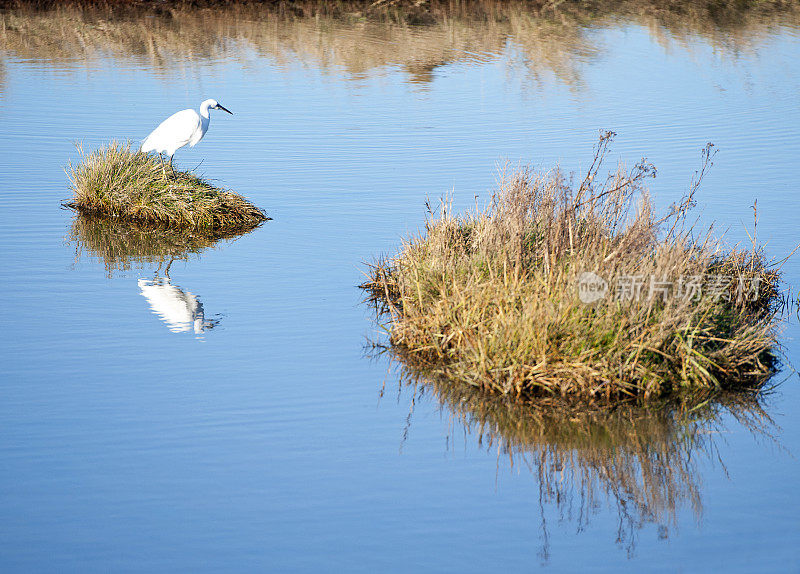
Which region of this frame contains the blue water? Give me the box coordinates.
[1,9,799,572]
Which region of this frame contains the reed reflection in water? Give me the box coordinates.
[388,361,780,559]
[3,1,798,90]
[67,215,254,337]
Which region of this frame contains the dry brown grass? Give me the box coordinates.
[363,133,784,400]
[65,142,268,233]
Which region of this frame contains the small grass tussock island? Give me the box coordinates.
[363,133,785,401]
[66,142,268,232]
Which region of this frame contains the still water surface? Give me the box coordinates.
[1,6,799,571]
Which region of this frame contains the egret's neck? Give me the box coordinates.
[199,104,212,119]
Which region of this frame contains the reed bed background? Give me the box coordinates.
[66,142,268,233]
[363,133,785,400]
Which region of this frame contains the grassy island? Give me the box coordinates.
[65,142,268,232]
[363,134,785,401]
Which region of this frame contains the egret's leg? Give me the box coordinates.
[158,154,167,181]
[168,155,175,176]
[164,258,174,278]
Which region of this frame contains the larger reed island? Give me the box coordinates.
[66,142,268,233]
[363,134,784,401]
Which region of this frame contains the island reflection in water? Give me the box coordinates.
[67,215,252,337]
[386,358,780,559]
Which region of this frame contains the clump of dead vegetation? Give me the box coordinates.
[363,132,785,400]
[65,142,268,232]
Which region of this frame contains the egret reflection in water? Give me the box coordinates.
[138,273,218,336]
[67,214,255,337]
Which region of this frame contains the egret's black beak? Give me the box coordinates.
[216,104,233,115]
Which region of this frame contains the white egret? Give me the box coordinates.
[141,98,232,178]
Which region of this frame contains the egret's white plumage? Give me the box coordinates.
[141,98,232,173]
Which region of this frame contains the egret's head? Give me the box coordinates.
[202,98,233,115]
